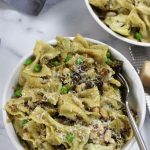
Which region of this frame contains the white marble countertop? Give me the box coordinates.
[0,0,150,149]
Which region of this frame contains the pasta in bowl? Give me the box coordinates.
[3,35,146,150]
[85,0,150,46]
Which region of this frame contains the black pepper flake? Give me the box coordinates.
[87,138,93,143]
[55,144,66,150]
[85,81,94,89]
[72,72,81,84]
[79,64,88,72]
[94,77,103,92]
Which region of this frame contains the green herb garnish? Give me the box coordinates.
[105,57,110,65]
[135,32,142,42]
[33,64,42,72]
[60,86,69,94]
[65,54,73,62]
[14,88,22,97]
[106,51,111,58]
[22,119,29,125]
[24,58,33,66]
[66,133,74,143]
[76,58,83,65]
[51,61,60,66]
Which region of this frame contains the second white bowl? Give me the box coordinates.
[84,0,150,47]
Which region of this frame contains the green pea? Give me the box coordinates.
[66,133,74,143]
[22,119,29,125]
[24,58,33,66]
[106,51,111,58]
[65,54,73,62]
[51,61,60,66]
[135,32,142,41]
[105,57,110,65]
[76,58,83,65]
[34,64,42,72]
[60,86,69,94]
[14,88,22,97]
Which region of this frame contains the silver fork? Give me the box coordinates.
[129,46,150,114]
[117,73,147,150]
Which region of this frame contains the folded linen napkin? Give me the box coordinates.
[2,0,62,15]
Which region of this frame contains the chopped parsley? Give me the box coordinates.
[22,119,29,125]
[66,133,74,143]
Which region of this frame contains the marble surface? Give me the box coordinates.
[0,0,150,149]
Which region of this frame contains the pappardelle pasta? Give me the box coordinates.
[5,35,136,150]
[89,0,150,42]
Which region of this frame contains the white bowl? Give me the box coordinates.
[2,37,146,150]
[84,0,150,47]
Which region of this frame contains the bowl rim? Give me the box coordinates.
[2,37,146,150]
[84,0,150,47]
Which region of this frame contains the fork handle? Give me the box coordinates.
[126,101,147,150]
